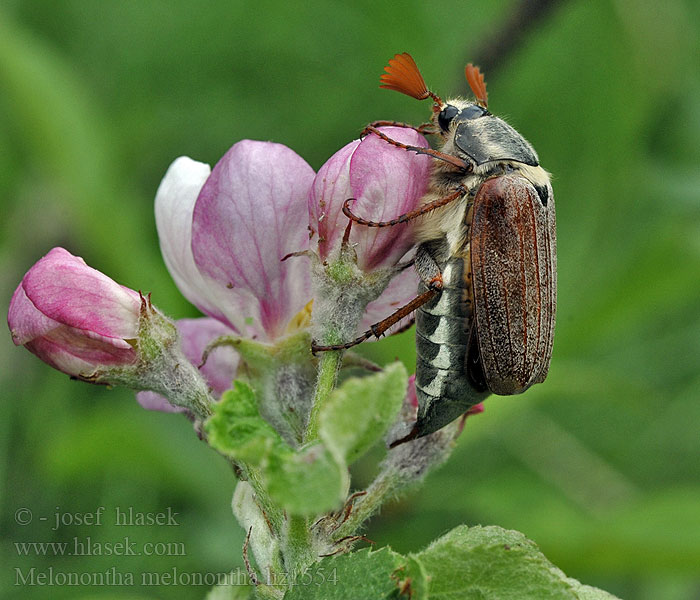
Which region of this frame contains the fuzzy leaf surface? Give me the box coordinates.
[319,361,407,464]
[284,547,407,599]
[409,525,619,599]
[206,381,347,515]
[205,380,287,464]
[265,441,348,515]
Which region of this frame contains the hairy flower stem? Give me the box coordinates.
[245,467,284,536]
[305,349,343,443]
[137,354,216,422]
[334,423,461,539]
[332,469,398,540]
[175,386,214,422]
[282,514,315,578]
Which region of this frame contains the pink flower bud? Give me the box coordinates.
[8,247,142,379]
[308,127,431,332]
[308,126,431,271]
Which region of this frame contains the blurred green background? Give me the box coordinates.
[1,1,699,598]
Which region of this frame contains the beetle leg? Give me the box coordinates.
[363,126,471,170]
[365,120,438,135]
[387,315,415,336]
[311,288,438,354]
[343,185,467,228]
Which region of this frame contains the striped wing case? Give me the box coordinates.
[470,174,556,395]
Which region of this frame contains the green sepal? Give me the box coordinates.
[206,381,287,465]
[205,332,317,446]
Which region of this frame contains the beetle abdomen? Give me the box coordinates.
[415,253,489,436]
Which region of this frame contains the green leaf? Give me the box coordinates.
[319,362,407,464]
[283,547,407,600]
[565,580,621,600]
[271,526,620,599]
[206,381,347,516]
[409,525,619,599]
[205,381,287,465]
[266,441,348,515]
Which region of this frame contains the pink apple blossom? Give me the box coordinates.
[9,132,432,413]
[152,133,430,398]
[148,140,316,410]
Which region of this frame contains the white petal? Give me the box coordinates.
[155,157,230,326]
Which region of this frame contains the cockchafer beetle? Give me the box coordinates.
[314,53,556,442]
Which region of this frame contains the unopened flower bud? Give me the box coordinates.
[307,128,431,345]
[9,247,141,378]
[8,247,214,419]
[308,127,430,271]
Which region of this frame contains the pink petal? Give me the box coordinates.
[20,248,141,340]
[348,127,431,270]
[406,374,418,409]
[155,157,230,326]
[8,282,62,345]
[360,265,419,334]
[27,324,136,373]
[308,139,360,261]
[309,128,430,272]
[466,403,485,416]
[10,281,136,377]
[177,318,238,396]
[137,391,186,413]
[191,140,315,341]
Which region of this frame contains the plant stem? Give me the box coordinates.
[333,470,398,539]
[282,514,315,579]
[245,466,285,536]
[334,423,462,539]
[305,349,343,442]
[189,388,214,421]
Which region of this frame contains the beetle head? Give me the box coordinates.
[438,99,540,168]
[438,63,538,167]
[379,53,539,168]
